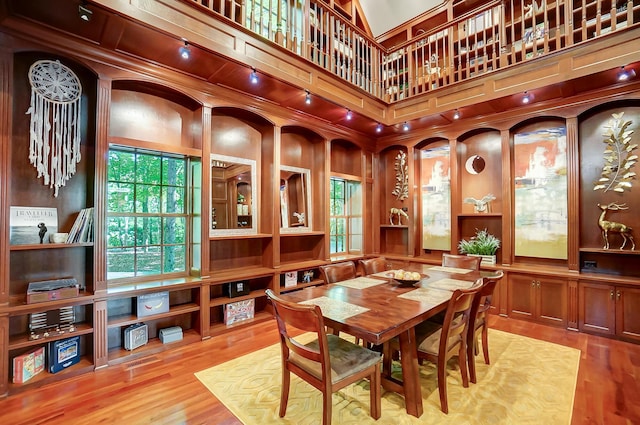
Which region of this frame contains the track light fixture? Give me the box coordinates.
[179,41,191,60]
[249,68,258,84]
[618,66,636,81]
[453,109,460,120]
[522,91,532,104]
[346,109,353,120]
[78,3,93,21]
[402,122,410,131]
[376,123,383,133]
[305,90,311,105]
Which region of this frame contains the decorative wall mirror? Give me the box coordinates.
[210,154,257,236]
[280,165,311,233]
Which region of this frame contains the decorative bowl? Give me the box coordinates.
[391,273,426,287]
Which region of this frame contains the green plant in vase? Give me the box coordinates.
[458,228,500,265]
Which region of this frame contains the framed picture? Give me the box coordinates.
[9,206,58,245]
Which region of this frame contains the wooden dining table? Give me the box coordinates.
[276,263,492,418]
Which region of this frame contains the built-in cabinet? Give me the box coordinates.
[507,274,568,327]
[579,281,640,342]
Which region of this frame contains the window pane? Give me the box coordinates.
[135,217,161,245]
[336,235,345,252]
[336,218,346,234]
[107,183,134,213]
[334,199,345,215]
[107,247,135,279]
[108,151,135,182]
[135,184,161,213]
[164,217,186,244]
[135,246,161,275]
[164,245,186,273]
[162,185,185,214]
[107,217,134,247]
[135,154,161,184]
[162,157,186,186]
[349,216,362,234]
[350,234,362,252]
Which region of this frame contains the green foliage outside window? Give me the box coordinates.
[107,149,188,280]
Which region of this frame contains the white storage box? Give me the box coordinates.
[159,326,183,344]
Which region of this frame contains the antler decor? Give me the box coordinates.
[391,150,409,201]
[593,112,637,193]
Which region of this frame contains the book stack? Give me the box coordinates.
[66,207,94,243]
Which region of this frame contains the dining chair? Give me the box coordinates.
[442,253,481,270]
[265,289,382,425]
[384,284,482,414]
[359,257,387,275]
[319,261,357,284]
[467,270,504,384]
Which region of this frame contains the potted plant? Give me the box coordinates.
[457,228,500,266]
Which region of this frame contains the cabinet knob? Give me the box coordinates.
[610,290,615,300]
[617,290,621,300]
[536,281,540,288]
[531,280,536,287]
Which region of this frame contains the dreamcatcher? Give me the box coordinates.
[26,60,82,197]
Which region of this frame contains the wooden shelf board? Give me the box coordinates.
[579,247,640,256]
[9,242,93,251]
[209,233,272,241]
[107,329,202,365]
[106,277,202,296]
[107,303,200,328]
[279,279,324,293]
[208,289,267,307]
[8,357,94,396]
[9,323,93,351]
[209,311,272,335]
[6,293,95,315]
[206,267,275,283]
[277,259,326,272]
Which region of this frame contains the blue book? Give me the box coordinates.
[48,336,81,373]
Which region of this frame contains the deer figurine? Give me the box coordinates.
[597,203,635,250]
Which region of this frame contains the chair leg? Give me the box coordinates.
[322,390,332,425]
[481,325,490,364]
[467,334,478,384]
[437,356,449,414]
[370,363,381,420]
[382,343,393,378]
[459,343,469,388]
[279,368,291,418]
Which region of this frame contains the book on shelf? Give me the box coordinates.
[66,207,94,243]
[9,206,58,245]
[224,299,255,325]
[12,346,45,384]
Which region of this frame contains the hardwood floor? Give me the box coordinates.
[1,315,639,425]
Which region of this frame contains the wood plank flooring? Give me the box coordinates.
[1,315,639,425]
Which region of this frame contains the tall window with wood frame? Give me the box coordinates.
[329,177,362,255]
[106,148,189,281]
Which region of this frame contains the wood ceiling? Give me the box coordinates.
[1,0,639,139]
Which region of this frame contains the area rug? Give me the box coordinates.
[195,329,580,425]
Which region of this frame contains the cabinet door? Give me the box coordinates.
[616,286,640,342]
[507,274,536,321]
[579,282,615,336]
[537,277,567,327]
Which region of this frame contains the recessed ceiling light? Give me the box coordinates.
[453,110,460,119]
[618,66,636,81]
[179,41,190,60]
[305,91,311,105]
[346,109,353,120]
[250,68,258,84]
[78,4,92,21]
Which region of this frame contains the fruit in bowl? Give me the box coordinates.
[392,270,423,286]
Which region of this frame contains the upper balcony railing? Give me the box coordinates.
[189,0,639,103]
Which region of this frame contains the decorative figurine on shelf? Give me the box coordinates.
[463,193,496,213]
[597,202,635,250]
[293,212,305,226]
[389,207,409,225]
[302,270,314,283]
[593,112,637,193]
[392,150,409,201]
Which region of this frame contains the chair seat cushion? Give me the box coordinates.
[415,316,463,355]
[291,334,382,383]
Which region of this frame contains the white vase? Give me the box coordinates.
[467,254,496,266]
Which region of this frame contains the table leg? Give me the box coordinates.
[398,327,423,417]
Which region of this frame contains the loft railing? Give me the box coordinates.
[188,0,639,103]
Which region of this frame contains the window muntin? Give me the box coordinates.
[107,149,188,280]
[329,177,362,255]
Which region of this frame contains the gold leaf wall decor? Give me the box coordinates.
[392,150,409,201]
[593,112,637,193]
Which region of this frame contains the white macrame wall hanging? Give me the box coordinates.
[26,59,82,197]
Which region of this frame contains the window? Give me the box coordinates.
[106,148,188,280]
[329,177,362,255]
